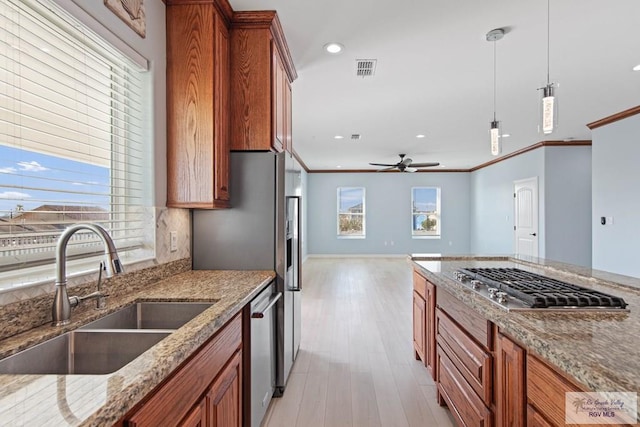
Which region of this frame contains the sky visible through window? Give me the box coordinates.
[0,145,110,216]
[413,187,437,212]
[339,187,364,212]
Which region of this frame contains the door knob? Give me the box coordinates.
[529,233,537,236]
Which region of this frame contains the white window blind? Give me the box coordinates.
[0,0,153,288]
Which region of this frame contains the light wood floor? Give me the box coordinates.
[263,257,455,427]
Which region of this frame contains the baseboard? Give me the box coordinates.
[306,254,408,259]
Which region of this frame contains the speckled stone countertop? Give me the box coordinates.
[0,269,275,426]
[410,254,640,399]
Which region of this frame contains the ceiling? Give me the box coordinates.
[228,0,640,171]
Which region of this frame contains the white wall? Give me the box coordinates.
[307,172,471,255]
[592,114,640,278]
[470,149,546,256]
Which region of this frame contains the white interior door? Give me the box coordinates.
[514,177,539,257]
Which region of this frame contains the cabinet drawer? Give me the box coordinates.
[436,308,492,405]
[437,345,492,427]
[527,354,585,427]
[527,404,554,427]
[413,270,427,299]
[436,289,491,348]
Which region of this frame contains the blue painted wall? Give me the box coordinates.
[469,149,546,256]
[592,114,640,278]
[307,172,471,255]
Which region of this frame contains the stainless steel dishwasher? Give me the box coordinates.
[250,282,281,427]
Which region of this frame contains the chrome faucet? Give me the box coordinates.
[52,223,124,326]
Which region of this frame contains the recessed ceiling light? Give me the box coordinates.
[336,165,342,168]
[501,133,511,138]
[334,135,344,139]
[324,43,344,54]
[439,165,446,168]
[416,134,426,138]
[633,64,640,71]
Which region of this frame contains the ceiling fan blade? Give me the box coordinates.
[410,162,440,167]
[405,167,417,173]
[377,166,398,172]
[369,162,396,167]
[401,157,413,166]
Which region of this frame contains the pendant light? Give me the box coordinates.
[486,28,504,156]
[539,0,557,134]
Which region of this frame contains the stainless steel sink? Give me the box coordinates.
[79,302,215,330]
[0,330,170,375]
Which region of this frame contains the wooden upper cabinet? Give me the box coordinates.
[166,1,231,209]
[230,11,297,152]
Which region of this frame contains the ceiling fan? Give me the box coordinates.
[369,154,440,172]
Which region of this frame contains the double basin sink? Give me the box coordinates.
[0,302,214,375]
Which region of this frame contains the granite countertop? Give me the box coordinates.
[410,255,640,398]
[0,269,275,426]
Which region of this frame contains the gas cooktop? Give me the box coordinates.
[452,267,628,311]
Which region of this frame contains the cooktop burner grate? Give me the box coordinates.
[457,268,628,309]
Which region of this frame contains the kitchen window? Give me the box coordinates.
[412,187,441,238]
[337,187,365,238]
[0,0,152,289]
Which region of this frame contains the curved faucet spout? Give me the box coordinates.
[52,223,124,326]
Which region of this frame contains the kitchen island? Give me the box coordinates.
[0,269,275,426]
[411,254,640,426]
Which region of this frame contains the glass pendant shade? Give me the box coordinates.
[490,120,501,156]
[541,83,557,134]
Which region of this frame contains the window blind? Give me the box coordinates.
[0,0,153,287]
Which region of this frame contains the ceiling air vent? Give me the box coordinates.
[356,59,377,77]
[350,134,361,141]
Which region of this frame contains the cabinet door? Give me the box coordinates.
[413,291,426,362]
[166,3,230,208]
[496,333,526,427]
[208,350,242,427]
[272,47,285,152]
[179,399,207,427]
[425,280,436,379]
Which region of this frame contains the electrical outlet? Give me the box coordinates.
[170,231,178,252]
[607,216,614,225]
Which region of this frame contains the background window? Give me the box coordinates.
[0,0,152,288]
[412,187,441,237]
[337,187,365,238]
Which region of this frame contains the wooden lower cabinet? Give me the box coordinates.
[495,332,526,427]
[208,350,242,427]
[437,345,492,427]
[413,290,426,362]
[527,404,554,427]
[123,314,242,427]
[412,270,436,379]
[179,400,207,427]
[527,354,586,427]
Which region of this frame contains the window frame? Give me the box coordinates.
[0,0,153,291]
[337,186,366,239]
[411,187,441,239]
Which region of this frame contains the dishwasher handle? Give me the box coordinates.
[251,292,282,318]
